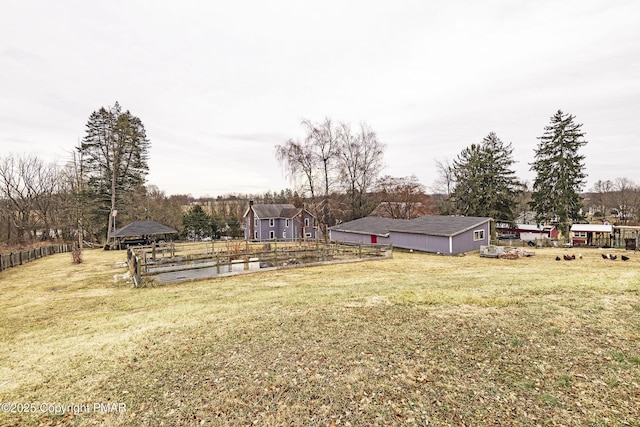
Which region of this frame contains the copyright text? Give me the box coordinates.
[1,402,126,415]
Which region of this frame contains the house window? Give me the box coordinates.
[573,231,587,238]
[283,231,287,239]
[254,231,258,240]
[305,232,312,238]
[473,230,485,241]
[269,219,275,227]
[269,230,275,239]
[304,218,310,227]
[285,219,290,227]
[254,218,258,227]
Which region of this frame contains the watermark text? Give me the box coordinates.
[1,402,126,415]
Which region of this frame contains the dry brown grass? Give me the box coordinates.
[1,247,639,426]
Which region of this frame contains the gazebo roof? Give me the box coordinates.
[111,221,177,238]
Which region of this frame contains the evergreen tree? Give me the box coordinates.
[530,110,587,238]
[226,217,243,239]
[77,102,150,242]
[451,132,522,222]
[182,205,214,240]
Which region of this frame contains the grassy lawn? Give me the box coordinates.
[1,247,639,426]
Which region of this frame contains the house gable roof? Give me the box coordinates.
[244,203,314,220]
[390,215,491,237]
[111,221,177,238]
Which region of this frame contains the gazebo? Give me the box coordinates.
[110,221,178,249]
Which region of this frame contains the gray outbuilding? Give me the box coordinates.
[330,215,491,255]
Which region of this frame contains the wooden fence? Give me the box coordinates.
[127,248,143,288]
[127,240,392,286]
[0,244,70,272]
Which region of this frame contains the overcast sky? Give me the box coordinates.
[1,1,639,198]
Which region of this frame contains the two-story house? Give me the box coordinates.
[243,201,317,241]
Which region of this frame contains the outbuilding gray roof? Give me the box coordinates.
[111,221,178,237]
[389,215,490,237]
[330,217,408,237]
[330,215,491,237]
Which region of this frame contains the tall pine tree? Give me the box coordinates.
[78,102,150,242]
[182,204,218,240]
[451,132,522,222]
[529,110,587,239]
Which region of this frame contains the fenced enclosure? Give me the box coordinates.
[127,240,393,286]
[0,244,70,272]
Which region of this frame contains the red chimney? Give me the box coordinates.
[248,199,254,240]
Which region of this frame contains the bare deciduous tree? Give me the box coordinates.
[0,155,37,243]
[28,159,60,239]
[431,158,455,215]
[277,117,385,233]
[338,122,385,219]
[302,118,341,201]
[275,138,317,199]
[374,175,431,219]
[432,158,455,195]
[277,118,386,228]
[590,178,639,223]
[611,177,639,224]
[0,154,63,244]
[59,151,86,247]
[590,179,614,217]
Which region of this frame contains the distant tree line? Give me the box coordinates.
[589,178,640,224]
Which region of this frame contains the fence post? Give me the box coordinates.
[142,251,148,274]
[274,245,278,266]
[133,255,141,288]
